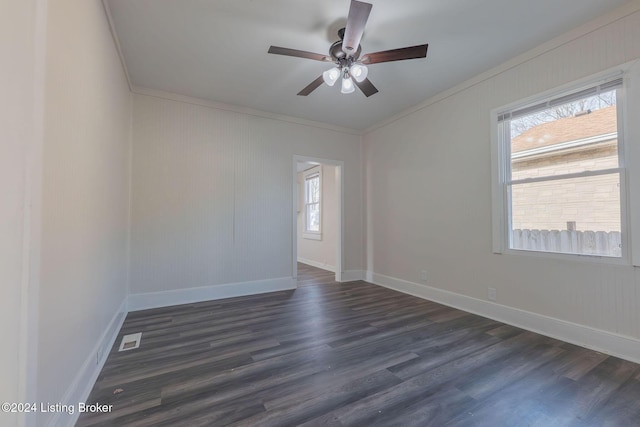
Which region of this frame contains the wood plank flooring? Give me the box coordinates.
[296,263,336,287]
[77,263,640,426]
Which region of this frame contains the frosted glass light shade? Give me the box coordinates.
[322,67,340,86]
[350,63,368,82]
[341,76,355,94]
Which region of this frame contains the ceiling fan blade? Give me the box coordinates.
[342,0,372,56]
[268,46,332,62]
[354,78,378,97]
[361,44,428,64]
[297,75,325,96]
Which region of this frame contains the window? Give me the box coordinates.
[304,167,321,239]
[493,77,627,259]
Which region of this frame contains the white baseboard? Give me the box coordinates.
[297,258,335,273]
[365,270,374,283]
[368,272,640,364]
[46,298,127,427]
[341,270,365,282]
[296,258,364,282]
[128,277,297,312]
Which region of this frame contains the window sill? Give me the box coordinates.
[303,232,322,241]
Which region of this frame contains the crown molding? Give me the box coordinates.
[101,0,132,91]
[131,85,362,136]
[364,0,640,135]
[103,1,357,137]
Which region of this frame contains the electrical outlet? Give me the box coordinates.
[488,287,497,301]
[420,270,428,281]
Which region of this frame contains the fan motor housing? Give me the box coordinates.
[329,28,361,62]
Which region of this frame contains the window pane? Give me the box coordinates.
[509,173,621,257]
[511,90,618,181]
[308,176,319,203]
[307,203,320,232]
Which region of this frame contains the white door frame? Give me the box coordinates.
[293,155,344,283]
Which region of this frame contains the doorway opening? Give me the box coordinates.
[292,156,344,284]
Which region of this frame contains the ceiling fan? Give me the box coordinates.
[268,0,429,97]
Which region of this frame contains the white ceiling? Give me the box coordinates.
[106,0,631,131]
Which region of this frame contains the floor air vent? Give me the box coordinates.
[118,332,142,352]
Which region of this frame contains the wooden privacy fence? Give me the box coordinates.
[512,229,622,257]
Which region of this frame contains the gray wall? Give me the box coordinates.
[130,93,362,296]
[364,7,640,349]
[37,0,131,424]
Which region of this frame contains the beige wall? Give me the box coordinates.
[297,165,338,271]
[37,1,131,425]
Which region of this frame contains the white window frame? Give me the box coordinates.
[303,166,322,240]
[490,69,635,264]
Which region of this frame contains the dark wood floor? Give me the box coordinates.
[296,262,336,287]
[78,263,640,426]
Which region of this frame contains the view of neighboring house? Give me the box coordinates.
[511,105,620,233]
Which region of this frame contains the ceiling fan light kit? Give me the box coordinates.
[349,63,368,82]
[268,0,428,97]
[341,75,356,94]
[322,67,340,86]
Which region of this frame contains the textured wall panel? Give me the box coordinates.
[37,0,132,423]
[0,0,38,419]
[131,94,362,294]
[364,7,640,340]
